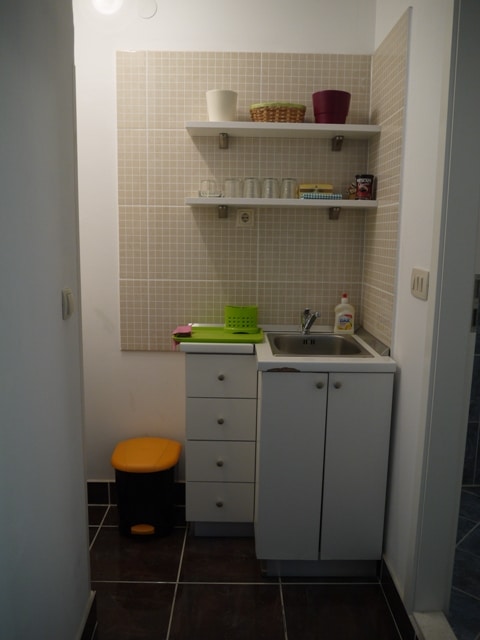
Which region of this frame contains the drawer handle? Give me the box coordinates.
[217,418,225,425]
[216,459,224,467]
[333,381,342,389]
[216,500,224,508]
[217,374,225,381]
[316,381,324,389]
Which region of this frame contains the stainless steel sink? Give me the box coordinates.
[267,333,374,357]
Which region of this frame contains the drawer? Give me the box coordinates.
[186,482,254,522]
[186,441,255,482]
[186,398,256,440]
[186,354,257,398]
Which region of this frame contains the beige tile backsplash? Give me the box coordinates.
[118,16,408,350]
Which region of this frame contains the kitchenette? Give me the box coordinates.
[176,314,396,576]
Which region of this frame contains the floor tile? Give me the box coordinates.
[169,583,285,640]
[102,505,119,527]
[452,549,480,600]
[282,583,401,640]
[447,588,480,640]
[90,526,186,582]
[458,523,480,558]
[180,534,267,583]
[88,481,109,506]
[457,516,478,543]
[92,581,174,640]
[88,505,108,526]
[459,490,480,521]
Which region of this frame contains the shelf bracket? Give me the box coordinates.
[331,135,344,151]
[219,133,229,149]
[218,205,228,218]
[329,207,341,220]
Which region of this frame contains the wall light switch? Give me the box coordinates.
[411,268,429,300]
[61,287,75,320]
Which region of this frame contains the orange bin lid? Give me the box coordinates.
[111,437,181,473]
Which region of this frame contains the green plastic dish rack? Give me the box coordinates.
[224,305,258,333]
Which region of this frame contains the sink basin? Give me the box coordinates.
[267,333,374,357]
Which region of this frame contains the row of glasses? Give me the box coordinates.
[200,178,298,199]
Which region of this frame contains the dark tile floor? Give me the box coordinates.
[89,504,404,640]
[447,487,480,640]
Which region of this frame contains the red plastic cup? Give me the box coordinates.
[312,90,351,124]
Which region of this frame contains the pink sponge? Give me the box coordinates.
[172,324,192,338]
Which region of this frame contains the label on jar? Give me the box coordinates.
[355,174,374,200]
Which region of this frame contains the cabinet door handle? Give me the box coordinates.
[217,418,224,425]
[217,374,225,381]
[316,381,324,389]
[216,459,224,467]
[333,381,342,389]
[216,500,224,508]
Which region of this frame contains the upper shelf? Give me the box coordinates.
[186,121,381,140]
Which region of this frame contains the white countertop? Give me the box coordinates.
[179,325,396,372]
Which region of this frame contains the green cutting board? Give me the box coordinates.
[173,326,264,344]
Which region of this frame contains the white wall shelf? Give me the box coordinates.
[185,197,377,220]
[185,197,376,209]
[186,121,381,141]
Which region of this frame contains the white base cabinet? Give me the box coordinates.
[255,370,394,561]
[185,354,257,523]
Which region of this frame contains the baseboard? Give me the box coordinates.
[380,559,419,640]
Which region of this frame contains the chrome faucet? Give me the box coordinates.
[301,308,320,334]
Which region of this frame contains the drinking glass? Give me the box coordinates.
[281,178,298,199]
[224,178,243,198]
[243,177,261,198]
[262,178,279,198]
[199,179,221,197]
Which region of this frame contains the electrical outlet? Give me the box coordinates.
[411,268,429,300]
[236,209,255,228]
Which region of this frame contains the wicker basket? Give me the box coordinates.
[250,102,306,123]
[224,305,258,333]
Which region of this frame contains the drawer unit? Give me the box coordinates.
[185,353,257,525]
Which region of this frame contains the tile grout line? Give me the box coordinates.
[165,525,189,640]
[455,520,480,550]
[88,506,110,551]
[278,578,289,640]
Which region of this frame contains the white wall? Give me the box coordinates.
[0,1,92,637]
[374,0,457,612]
[74,0,461,619]
[73,0,376,480]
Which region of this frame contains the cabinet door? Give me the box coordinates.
[320,372,394,560]
[186,354,257,398]
[255,371,328,561]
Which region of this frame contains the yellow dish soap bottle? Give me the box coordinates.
[334,293,355,334]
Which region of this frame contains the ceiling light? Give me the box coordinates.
[91,0,124,15]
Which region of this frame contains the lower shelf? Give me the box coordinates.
[185,197,377,210]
